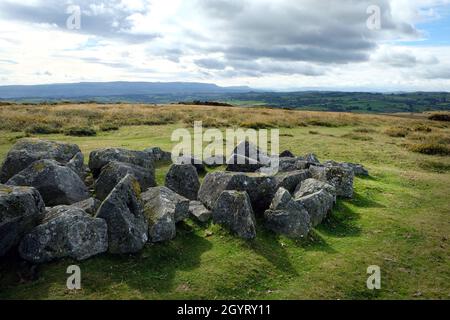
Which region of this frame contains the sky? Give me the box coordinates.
[0,0,449,91]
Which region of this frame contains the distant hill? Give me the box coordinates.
[0,82,449,113]
[0,81,253,99]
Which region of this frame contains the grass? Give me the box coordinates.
[0,104,449,300]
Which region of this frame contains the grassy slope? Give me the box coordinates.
[0,108,449,300]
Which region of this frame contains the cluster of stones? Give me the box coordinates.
[0,138,368,264]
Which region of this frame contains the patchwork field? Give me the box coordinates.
[0,104,449,299]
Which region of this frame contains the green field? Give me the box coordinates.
[0,106,449,300]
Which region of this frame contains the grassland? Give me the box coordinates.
[0,104,449,300]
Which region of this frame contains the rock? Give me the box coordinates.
[295,189,335,227]
[88,148,154,178]
[226,154,265,173]
[305,153,321,165]
[273,170,311,194]
[264,188,311,238]
[142,186,189,224]
[0,138,82,183]
[309,164,354,198]
[94,161,156,200]
[67,152,86,179]
[324,161,369,177]
[232,140,271,164]
[212,191,256,239]
[294,178,337,203]
[71,197,101,216]
[96,174,148,254]
[204,155,226,168]
[165,164,200,200]
[277,157,312,172]
[198,172,276,214]
[19,206,108,263]
[279,150,295,158]
[189,201,212,223]
[6,159,90,206]
[141,187,189,242]
[0,185,46,257]
[173,155,206,174]
[143,147,172,162]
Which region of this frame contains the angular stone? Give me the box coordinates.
[295,189,335,227]
[67,151,86,179]
[226,154,265,173]
[324,160,369,177]
[264,188,311,238]
[173,155,206,174]
[143,147,172,162]
[0,138,81,183]
[142,186,189,224]
[88,148,154,178]
[198,172,277,214]
[189,201,212,223]
[71,197,101,216]
[6,159,90,206]
[279,150,295,158]
[212,191,256,239]
[309,165,354,198]
[232,140,271,164]
[95,161,156,200]
[19,206,108,263]
[277,157,312,172]
[165,164,200,200]
[294,178,337,203]
[0,185,45,257]
[96,174,148,254]
[273,170,311,194]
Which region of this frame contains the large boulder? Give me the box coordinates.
[198,172,277,214]
[96,174,148,254]
[165,164,200,200]
[0,139,82,183]
[294,178,337,203]
[324,161,369,177]
[279,150,295,158]
[212,191,256,239]
[94,161,156,200]
[309,164,354,198]
[264,188,311,238]
[67,151,87,179]
[88,148,154,178]
[173,155,206,174]
[141,187,189,242]
[189,201,212,223]
[232,140,271,164]
[273,170,311,194]
[143,147,172,162]
[19,206,108,263]
[0,185,46,257]
[277,157,312,172]
[6,159,90,206]
[71,197,101,216]
[226,154,265,173]
[295,189,335,227]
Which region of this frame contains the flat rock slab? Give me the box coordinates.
[95,161,156,200]
[19,206,108,263]
[0,138,82,183]
[96,174,148,254]
[0,185,46,257]
[6,159,90,206]
[212,190,256,240]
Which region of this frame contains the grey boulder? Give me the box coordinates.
[264,188,311,238]
[19,206,108,263]
[273,170,311,194]
[71,197,101,216]
[198,172,277,213]
[279,150,295,158]
[0,185,46,257]
[141,186,189,242]
[96,174,148,254]
[232,140,271,165]
[95,161,156,200]
[212,191,256,240]
[143,147,172,162]
[226,154,265,173]
[165,164,200,200]
[88,148,154,178]
[324,161,369,177]
[294,178,337,203]
[173,155,206,174]
[189,201,212,223]
[6,159,90,206]
[309,164,354,198]
[295,189,335,227]
[67,151,87,179]
[0,138,82,183]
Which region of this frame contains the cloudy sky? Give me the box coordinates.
[0,0,449,91]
